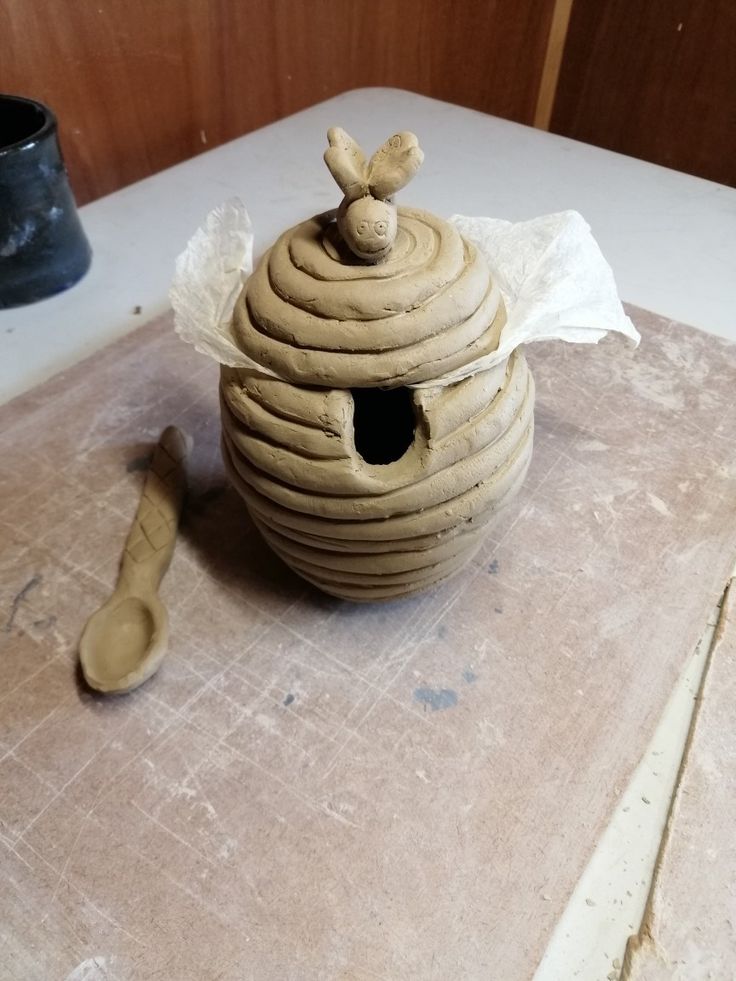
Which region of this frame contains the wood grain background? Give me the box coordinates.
[2,0,555,204]
[3,0,734,204]
[551,0,736,188]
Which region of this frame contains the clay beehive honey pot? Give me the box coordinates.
[172,126,640,603]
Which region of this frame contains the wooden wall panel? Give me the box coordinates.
[2,0,555,204]
[551,0,736,187]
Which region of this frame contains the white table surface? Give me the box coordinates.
[1,86,735,406]
[2,88,735,980]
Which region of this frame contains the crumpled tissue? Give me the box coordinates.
[170,198,639,387]
[170,199,260,370]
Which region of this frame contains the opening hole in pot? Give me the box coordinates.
[351,386,416,465]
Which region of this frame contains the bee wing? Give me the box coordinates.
[324,127,368,199]
[367,132,424,200]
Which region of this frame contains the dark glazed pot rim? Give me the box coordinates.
[0,93,56,159]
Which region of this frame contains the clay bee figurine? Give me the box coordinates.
[324,127,424,263]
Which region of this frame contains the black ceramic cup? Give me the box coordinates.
[0,94,92,308]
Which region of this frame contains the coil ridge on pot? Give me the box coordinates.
[233,208,505,387]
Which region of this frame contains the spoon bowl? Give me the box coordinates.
[80,593,168,694]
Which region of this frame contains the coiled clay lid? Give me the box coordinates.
[232,129,505,388]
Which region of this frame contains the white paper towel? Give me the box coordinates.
[170,198,270,374]
[170,199,639,386]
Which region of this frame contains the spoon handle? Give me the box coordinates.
[118,426,189,596]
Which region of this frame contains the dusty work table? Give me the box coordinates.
[1,90,735,980]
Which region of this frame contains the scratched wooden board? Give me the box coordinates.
[0,307,735,980]
[625,583,736,980]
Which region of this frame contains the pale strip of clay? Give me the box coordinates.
[255,515,489,576]
[224,457,529,598]
[261,254,490,354]
[223,418,532,529]
[283,549,482,602]
[259,531,481,590]
[234,292,503,388]
[223,378,531,538]
[256,511,483,581]
[414,358,527,458]
[223,370,350,435]
[221,404,532,530]
[243,231,489,350]
[220,389,350,462]
[228,441,531,543]
[276,212,463,316]
[219,357,532,501]
[222,353,526,499]
[242,249,500,354]
[416,360,508,443]
[287,570,438,602]
[252,509,496,555]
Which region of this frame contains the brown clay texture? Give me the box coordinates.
[221,207,535,600]
[79,426,189,693]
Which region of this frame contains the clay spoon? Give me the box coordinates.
[79,426,189,694]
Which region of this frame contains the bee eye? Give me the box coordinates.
[374,221,387,235]
[357,220,368,235]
